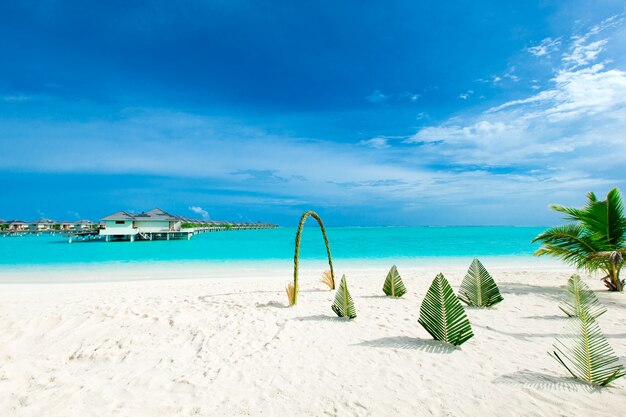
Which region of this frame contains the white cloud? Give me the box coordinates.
[483,70,518,86]
[360,135,412,149]
[2,95,32,102]
[0,109,436,210]
[412,121,509,144]
[562,15,623,68]
[407,15,626,180]
[360,137,390,149]
[366,90,387,103]
[528,37,561,57]
[563,39,608,68]
[488,63,626,121]
[367,90,421,104]
[503,71,520,82]
[189,206,210,219]
[398,91,421,102]
[459,90,474,100]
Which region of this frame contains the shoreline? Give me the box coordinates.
[0,256,569,284]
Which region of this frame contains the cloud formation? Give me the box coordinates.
[189,206,210,220]
[366,90,387,103]
[408,16,626,181]
[527,37,561,57]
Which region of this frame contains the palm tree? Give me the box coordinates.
[532,188,626,291]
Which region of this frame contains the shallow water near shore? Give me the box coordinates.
[0,226,549,270]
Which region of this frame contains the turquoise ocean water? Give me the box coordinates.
[0,226,545,267]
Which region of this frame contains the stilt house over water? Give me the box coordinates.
[99,208,183,241]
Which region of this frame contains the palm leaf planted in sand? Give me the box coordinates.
[551,277,623,386]
[550,317,625,386]
[419,273,473,346]
[383,265,406,297]
[286,282,296,306]
[292,210,335,305]
[332,275,356,319]
[320,270,335,289]
[560,274,606,319]
[457,258,503,307]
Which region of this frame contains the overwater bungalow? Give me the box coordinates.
[30,218,58,231]
[59,221,76,230]
[75,220,95,230]
[100,208,184,241]
[7,220,28,231]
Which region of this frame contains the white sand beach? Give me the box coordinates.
[1,262,625,416]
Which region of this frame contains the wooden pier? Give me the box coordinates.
[1,230,66,238]
[60,223,278,243]
[1,214,278,243]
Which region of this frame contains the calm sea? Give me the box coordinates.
[0,226,546,267]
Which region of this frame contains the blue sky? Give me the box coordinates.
[1,1,625,225]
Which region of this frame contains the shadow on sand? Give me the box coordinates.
[474,323,626,340]
[472,323,574,340]
[256,301,290,309]
[355,336,456,354]
[494,370,602,393]
[295,314,351,323]
[360,295,394,299]
[499,282,565,301]
[520,314,568,320]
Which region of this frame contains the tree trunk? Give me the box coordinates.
[604,266,624,292]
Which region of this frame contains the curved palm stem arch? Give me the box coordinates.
[292,210,335,305]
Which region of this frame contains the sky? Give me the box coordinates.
[1,0,626,226]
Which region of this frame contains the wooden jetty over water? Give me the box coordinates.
[61,223,276,243]
[0,208,278,243]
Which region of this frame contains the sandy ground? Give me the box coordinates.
[0,262,625,416]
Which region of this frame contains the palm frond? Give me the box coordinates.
[533,189,626,292]
[331,275,356,319]
[383,265,407,297]
[457,258,503,307]
[532,224,601,270]
[320,270,335,289]
[418,273,473,346]
[292,210,336,304]
[550,317,625,386]
[605,187,626,245]
[286,282,295,306]
[559,274,606,320]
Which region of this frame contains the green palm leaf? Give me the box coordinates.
[292,210,336,305]
[550,317,625,386]
[560,274,606,320]
[332,275,357,319]
[418,273,473,346]
[383,265,407,297]
[457,258,503,307]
